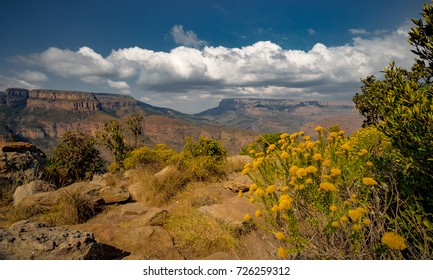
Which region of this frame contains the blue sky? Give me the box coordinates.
[0,0,428,113]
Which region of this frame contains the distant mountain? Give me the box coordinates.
[196,98,365,136]
[0,89,257,155]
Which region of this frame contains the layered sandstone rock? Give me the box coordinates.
[25,89,138,112]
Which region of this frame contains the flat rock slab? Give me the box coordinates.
[198,194,258,228]
[13,180,56,206]
[0,220,128,260]
[70,202,183,260]
[16,180,131,209]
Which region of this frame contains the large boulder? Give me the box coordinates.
[70,202,184,260]
[16,176,131,209]
[0,142,46,187]
[13,180,56,207]
[0,220,129,260]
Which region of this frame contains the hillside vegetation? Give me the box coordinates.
[1,3,432,260]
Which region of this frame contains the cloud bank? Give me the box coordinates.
[10,24,415,113]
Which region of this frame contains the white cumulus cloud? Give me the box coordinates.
[12,23,415,113]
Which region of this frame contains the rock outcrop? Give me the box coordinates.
[70,202,184,260]
[27,89,138,112]
[14,175,131,209]
[0,142,46,187]
[1,88,257,155]
[0,220,129,260]
[13,180,56,207]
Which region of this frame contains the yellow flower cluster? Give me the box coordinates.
[296,168,307,178]
[252,157,265,169]
[313,153,322,161]
[358,148,368,156]
[275,231,285,241]
[306,165,318,174]
[266,185,276,194]
[279,194,294,210]
[347,207,365,222]
[242,163,250,175]
[381,232,407,250]
[330,168,341,177]
[267,144,276,153]
[319,182,336,191]
[277,246,287,258]
[362,177,378,186]
[244,214,252,222]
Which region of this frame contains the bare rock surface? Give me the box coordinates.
[70,202,184,260]
[13,180,56,206]
[198,194,257,228]
[224,171,252,193]
[0,142,46,187]
[0,220,128,260]
[16,176,131,209]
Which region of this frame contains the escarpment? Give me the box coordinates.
[0,88,257,155]
[26,89,137,112]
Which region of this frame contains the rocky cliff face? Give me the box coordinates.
[26,89,137,112]
[0,88,257,155]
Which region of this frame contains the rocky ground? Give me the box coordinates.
[0,155,278,260]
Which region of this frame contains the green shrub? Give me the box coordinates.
[240,132,282,155]
[179,136,228,181]
[353,3,433,209]
[97,120,132,167]
[123,144,178,171]
[44,130,106,187]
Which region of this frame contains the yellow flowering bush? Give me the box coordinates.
[239,125,429,259]
[381,232,407,251]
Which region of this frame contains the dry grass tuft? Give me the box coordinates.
[9,190,98,226]
[162,182,240,258]
[45,190,97,225]
[131,166,192,207]
[164,204,239,259]
[8,205,47,225]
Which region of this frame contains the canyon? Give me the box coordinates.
[0,88,364,157]
[0,88,256,155]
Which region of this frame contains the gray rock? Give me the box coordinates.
[0,142,46,187]
[17,179,131,210]
[13,180,56,207]
[0,220,129,260]
[70,202,183,260]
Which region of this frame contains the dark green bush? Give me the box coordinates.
[44,130,106,187]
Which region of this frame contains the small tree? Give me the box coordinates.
[97,120,132,166]
[44,130,106,187]
[126,114,144,148]
[353,2,433,207]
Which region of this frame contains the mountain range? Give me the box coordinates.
[0,88,364,155]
